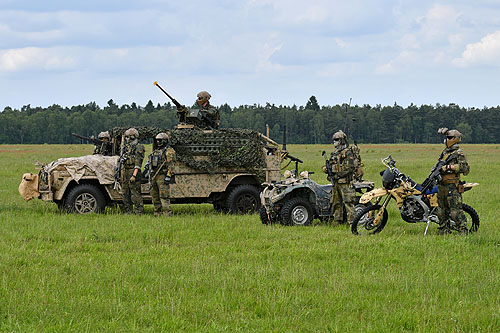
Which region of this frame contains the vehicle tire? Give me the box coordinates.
[281,197,314,226]
[64,184,106,214]
[226,184,261,214]
[351,204,388,235]
[462,203,480,233]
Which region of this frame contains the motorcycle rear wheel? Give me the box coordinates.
[351,204,388,235]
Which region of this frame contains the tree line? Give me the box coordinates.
[1,96,499,144]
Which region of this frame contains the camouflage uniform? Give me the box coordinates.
[93,142,112,156]
[198,104,219,129]
[121,142,145,215]
[437,145,470,234]
[327,147,357,225]
[149,147,176,217]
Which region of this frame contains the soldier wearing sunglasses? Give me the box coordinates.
[194,91,219,129]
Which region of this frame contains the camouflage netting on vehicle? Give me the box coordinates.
[108,126,164,141]
[108,127,267,176]
[170,128,267,177]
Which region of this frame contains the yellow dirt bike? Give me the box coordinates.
[351,155,479,235]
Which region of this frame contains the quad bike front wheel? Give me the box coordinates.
[281,197,314,226]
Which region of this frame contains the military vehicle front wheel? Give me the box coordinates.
[281,197,314,226]
[226,185,260,214]
[64,184,106,214]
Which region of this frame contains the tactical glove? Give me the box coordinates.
[130,176,136,182]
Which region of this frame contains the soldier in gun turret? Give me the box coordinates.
[435,128,470,235]
[176,91,220,129]
[93,131,112,156]
[147,132,176,217]
[120,128,145,215]
[322,130,360,225]
[194,91,219,129]
[153,82,219,130]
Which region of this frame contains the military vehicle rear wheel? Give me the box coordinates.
[281,197,314,226]
[226,185,260,214]
[64,184,106,214]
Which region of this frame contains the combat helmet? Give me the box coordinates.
[154,132,170,149]
[196,91,211,106]
[98,131,110,141]
[124,128,139,143]
[332,130,348,148]
[438,127,462,148]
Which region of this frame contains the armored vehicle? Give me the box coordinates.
[19,126,283,214]
[260,169,374,226]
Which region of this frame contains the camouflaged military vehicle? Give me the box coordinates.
[260,169,374,226]
[19,126,283,214]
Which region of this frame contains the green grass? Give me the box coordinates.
[1,144,499,331]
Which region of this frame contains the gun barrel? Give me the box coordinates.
[154,81,182,109]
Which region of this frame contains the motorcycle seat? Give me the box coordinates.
[415,184,438,195]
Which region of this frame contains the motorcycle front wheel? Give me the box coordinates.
[462,203,480,233]
[351,204,388,235]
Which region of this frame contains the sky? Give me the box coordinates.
[1,0,500,110]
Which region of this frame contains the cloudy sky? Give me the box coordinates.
[1,0,500,109]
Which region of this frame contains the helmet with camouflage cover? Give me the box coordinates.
[124,128,139,144]
[332,130,348,149]
[196,91,211,107]
[154,132,170,149]
[438,127,462,148]
[98,131,110,141]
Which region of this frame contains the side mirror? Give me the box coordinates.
[322,150,326,156]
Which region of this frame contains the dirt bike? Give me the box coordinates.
[351,155,479,235]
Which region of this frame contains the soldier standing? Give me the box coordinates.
[322,130,359,225]
[120,128,145,215]
[93,131,113,156]
[148,132,176,217]
[436,128,470,234]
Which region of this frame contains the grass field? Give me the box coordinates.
[1,143,499,331]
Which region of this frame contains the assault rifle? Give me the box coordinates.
[114,146,128,190]
[420,153,457,193]
[72,133,102,146]
[145,143,174,190]
[322,150,336,187]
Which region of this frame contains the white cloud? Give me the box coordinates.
[376,4,465,74]
[453,30,500,67]
[0,47,76,72]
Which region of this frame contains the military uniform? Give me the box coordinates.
[436,145,470,234]
[121,142,145,215]
[93,142,112,156]
[198,104,219,129]
[93,131,113,156]
[327,147,357,225]
[149,147,176,217]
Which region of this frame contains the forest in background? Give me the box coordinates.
[1,96,499,144]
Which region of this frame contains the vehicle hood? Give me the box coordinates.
[43,155,119,185]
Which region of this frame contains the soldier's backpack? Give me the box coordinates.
[350,145,364,181]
